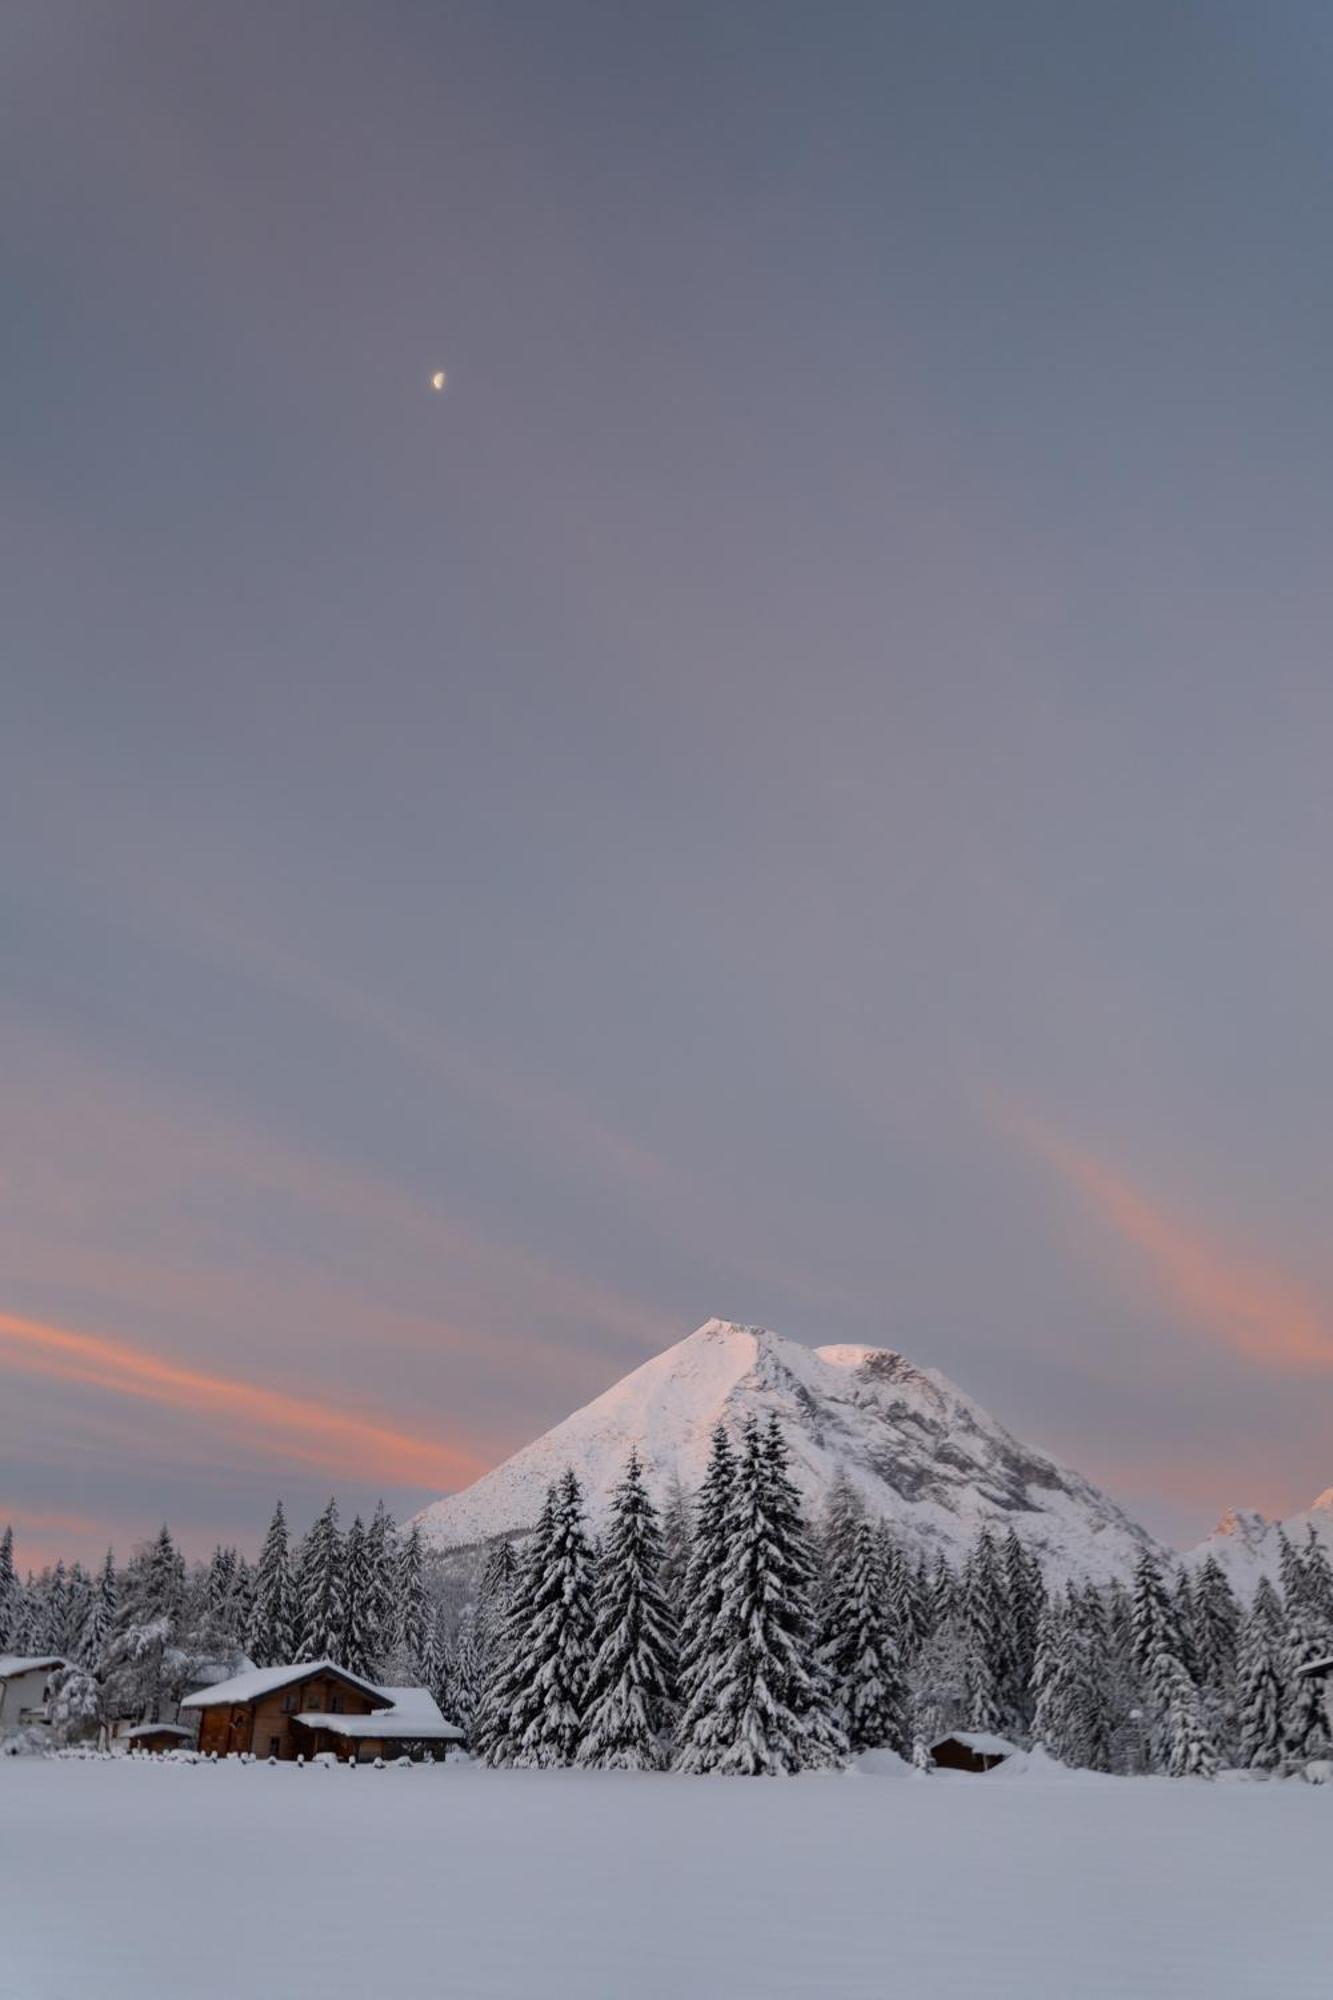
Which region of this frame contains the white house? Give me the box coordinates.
[0,1656,67,1734]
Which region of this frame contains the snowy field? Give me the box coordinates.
[2,1754,1330,1999]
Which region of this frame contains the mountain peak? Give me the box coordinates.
[413,1318,1160,1582]
[1187,1488,1333,1592]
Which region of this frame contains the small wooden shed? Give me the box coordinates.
[122,1723,193,1754]
[929,1730,1017,1773]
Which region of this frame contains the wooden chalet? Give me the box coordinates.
[180,1661,463,1763]
[929,1730,1016,1773]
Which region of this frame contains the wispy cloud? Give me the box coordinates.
[1010,1109,1333,1373]
[0,1309,487,1489]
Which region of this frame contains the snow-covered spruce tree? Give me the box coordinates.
[815,1468,865,1639]
[881,1529,925,1670]
[1171,1566,1199,1682]
[195,1545,248,1664]
[825,1516,908,1754]
[445,1607,485,1734]
[340,1515,375,1678]
[49,1662,101,1745]
[1282,1603,1332,1772]
[814,1471,863,1664]
[682,1418,844,1775]
[206,1546,237,1625]
[65,1565,93,1662]
[1132,1557,1215,1780]
[578,1449,678,1769]
[959,1532,1007,1735]
[393,1522,429,1673]
[80,1549,118,1673]
[672,1422,737,1767]
[505,1468,595,1767]
[1002,1529,1045,1734]
[40,1562,71,1656]
[475,1538,520,1668]
[658,1475,693,1630]
[0,1525,16,1650]
[1192,1556,1240,1755]
[1068,1584,1114,1772]
[1031,1594,1070,1758]
[1277,1529,1305,1617]
[1131,1549,1192,1767]
[294,1500,345,1663]
[104,1526,187,1724]
[909,1592,970,1745]
[473,1496,554,1765]
[415,1601,449,1714]
[364,1501,398,1670]
[247,1503,295,1667]
[1236,1581,1285,1772]
[1299,1526,1333,1632]
[1160,1653,1217,1778]
[1131,1550,1178,1683]
[929,1553,955,1633]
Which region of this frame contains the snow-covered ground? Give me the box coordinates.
[3,1753,1330,1998]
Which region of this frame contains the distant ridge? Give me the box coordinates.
[414,1318,1164,1583]
[1185,1489,1333,1593]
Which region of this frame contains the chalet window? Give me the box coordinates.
[282,1692,299,1714]
[330,1694,344,1714]
[306,1695,321,1712]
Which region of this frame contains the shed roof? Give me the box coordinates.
[931,1731,1016,1758]
[180,1661,391,1711]
[122,1723,192,1742]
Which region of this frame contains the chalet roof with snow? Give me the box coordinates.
[179,1661,392,1711]
[0,1656,66,1680]
[930,1731,1016,1758]
[293,1686,462,1742]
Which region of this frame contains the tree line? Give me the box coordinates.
[457,1420,1333,1777]
[4,1421,1330,1774]
[0,1501,442,1741]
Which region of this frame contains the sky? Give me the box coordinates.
[4,0,1333,1568]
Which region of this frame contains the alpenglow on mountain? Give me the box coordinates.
[414,1319,1162,1582]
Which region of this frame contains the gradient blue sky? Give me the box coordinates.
[5,1,1333,1566]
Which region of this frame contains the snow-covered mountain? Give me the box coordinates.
[1184,1490,1333,1595]
[414,1318,1163,1583]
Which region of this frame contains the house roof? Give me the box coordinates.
[294,1684,462,1741]
[179,1661,392,1711]
[1296,1655,1333,1679]
[122,1723,192,1741]
[0,1656,66,1680]
[931,1731,1016,1758]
